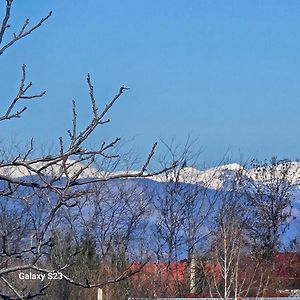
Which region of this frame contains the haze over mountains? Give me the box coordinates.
[2,160,300,246]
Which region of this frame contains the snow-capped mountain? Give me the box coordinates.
[152,161,300,192]
[0,159,102,179]
[1,159,300,247]
[3,160,300,191]
[150,163,243,189]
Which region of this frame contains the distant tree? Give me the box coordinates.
[200,159,299,299]
[150,143,219,297]
[242,158,297,259]
[201,185,271,299]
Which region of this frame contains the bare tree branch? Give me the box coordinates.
[0,65,45,122]
[0,5,52,56]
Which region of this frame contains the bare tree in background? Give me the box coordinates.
[147,143,220,298]
[200,159,299,299]
[242,158,298,260]
[0,1,173,299]
[201,189,271,300]
[46,179,152,300]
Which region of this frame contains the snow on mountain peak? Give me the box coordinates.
[3,158,300,192]
[0,159,102,179]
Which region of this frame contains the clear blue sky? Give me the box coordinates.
[1,0,300,166]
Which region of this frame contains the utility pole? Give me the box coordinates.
[97,288,104,300]
[190,255,197,294]
[189,226,197,295]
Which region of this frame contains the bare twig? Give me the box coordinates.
[0,9,52,56]
[0,65,45,121]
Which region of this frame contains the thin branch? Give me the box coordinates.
[0,11,52,56]
[0,0,13,46]
[0,65,45,122]
[0,276,23,299]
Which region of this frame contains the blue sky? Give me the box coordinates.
[1,0,300,166]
